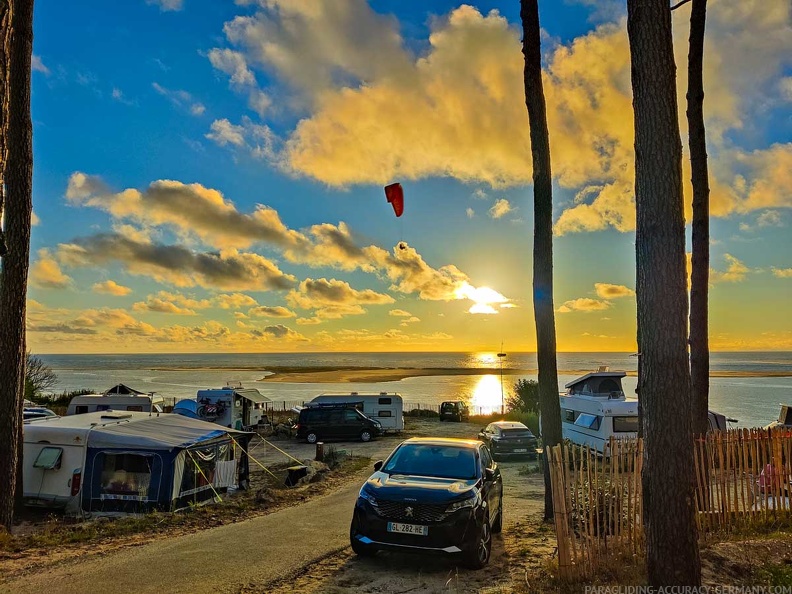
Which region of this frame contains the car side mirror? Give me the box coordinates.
[484,467,496,482]
[373,460,384,471]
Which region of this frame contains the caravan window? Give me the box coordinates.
[378,397,392,405]
[562,409,576,423]
[75,405,89,414]
[100,453,153,497]
[613,416,639,433]
[96,405,111,411]
[126,405,143,412]
[574,413,601,431]
[378,410,392,417]
[33,447,63,470]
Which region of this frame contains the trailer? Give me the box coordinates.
[173,383,271,430]
[66,384,164,415]
[22,411,251,515]
[308,392,403,432]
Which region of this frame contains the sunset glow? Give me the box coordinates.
[26,0,792,354]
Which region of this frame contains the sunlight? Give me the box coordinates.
[471,374,505,413]
[455,283,509,315]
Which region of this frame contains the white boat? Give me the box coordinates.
[560,367,638,454]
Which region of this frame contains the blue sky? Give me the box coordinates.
[26,0,792,353]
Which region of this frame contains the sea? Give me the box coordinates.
[38,352,792,429]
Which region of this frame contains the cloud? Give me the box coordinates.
[205,117,279,160]
[252,324,307,341]
[132,291,215,315]
[389,309,412,317]
[206,119,246,147]
[488,198,513,219]
[287,277,393,319]
[31,212,40,226]
[111,88,135,106]
[710,254,750,283]
[152,82,204,116]
[594,283,634,299]
[57,234,297,291]
[772,267,792,278]
[466,208,475,219]
[92,280,132,296]
[399,316,420,327]
[32,55,49,75]
[295,316,322,325]
[214,293,258,309]
[557,298,612,313]
[212,0,791,234]
[248,305,296,318]
[146,0,183,12]
[208,48,256,86]
[30,249,73,289]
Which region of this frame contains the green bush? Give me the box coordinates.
[404,408,439,418]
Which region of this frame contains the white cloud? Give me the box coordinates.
[466,207,475,219]
[32,55,49,75]
[92,280,132,296]
[152,82,204,116]
[146,0,183,12]
[488,198,513,219]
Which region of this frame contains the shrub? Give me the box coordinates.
[404,408,439,418]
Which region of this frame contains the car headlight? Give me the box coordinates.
[358,488,378,506]
[445,492,480,513]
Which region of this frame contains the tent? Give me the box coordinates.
[24,411,252,514]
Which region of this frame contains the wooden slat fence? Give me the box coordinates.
[547,428,792,580]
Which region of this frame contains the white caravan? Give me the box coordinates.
[559,368,638,455]
[308,392,404,432]
[66,384,164,415]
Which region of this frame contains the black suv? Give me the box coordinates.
[295,404,381,443]
[349,437,502,569]
[439,401,470,422]
[477,421,538,460]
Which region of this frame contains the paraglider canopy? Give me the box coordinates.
[384,183,404,217]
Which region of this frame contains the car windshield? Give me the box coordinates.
[382,444,477,480]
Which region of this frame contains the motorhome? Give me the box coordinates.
[66,384,164,415]
[22,411,252,514]
[173,382,270,430]
[308,392,404,432]
[559,369,638,454]
[558,368,737,454]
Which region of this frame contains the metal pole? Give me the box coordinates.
[497,351,507,415]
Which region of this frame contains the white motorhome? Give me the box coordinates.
[173,383,271,430]
[560,369,638,454]
[66,384,164,415]
[308,392,404,432]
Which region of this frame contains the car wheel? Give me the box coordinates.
[360,429,372,442]
[350,516,376,557]
[306,431,319,444]
[492,497,503,534]
[462,517,492,569]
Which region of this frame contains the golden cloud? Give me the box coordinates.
[557,298,612,313]
[92,280,132,296]
[30,249,73,290]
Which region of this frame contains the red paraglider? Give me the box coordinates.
[384,183,404,217]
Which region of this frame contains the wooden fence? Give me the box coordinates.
[547,428,792,580]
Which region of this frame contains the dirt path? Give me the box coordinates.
[2,420,550,594]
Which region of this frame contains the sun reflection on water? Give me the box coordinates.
[470,374,505,413]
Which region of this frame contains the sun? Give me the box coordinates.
[454,283,510,315]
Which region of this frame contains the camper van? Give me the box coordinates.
[557,368,737,454]
[308,392,404,432]
[22,411,251,514]
[66,384,164,415]
[559,369,638,454]
[173,383,270,430]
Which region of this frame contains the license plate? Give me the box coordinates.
[513,448,528,453]
[387,522,428,536]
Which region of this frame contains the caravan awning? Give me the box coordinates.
[232,389,271,404]
[86,414,251,450]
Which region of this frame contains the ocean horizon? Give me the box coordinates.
[39,351,792,430]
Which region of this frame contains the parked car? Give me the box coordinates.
[439,401,470,422]
[349,437,503,569]
[477,421,538,460]
[23,407,58,422]
[295,404,381,443]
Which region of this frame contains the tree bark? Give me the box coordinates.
[520,0,563,522]
[0,0,34,531]
[627,0,701,586]
[686,0,710,439]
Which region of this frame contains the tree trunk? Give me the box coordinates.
[0,0,34,531]
[627,0,701,586]
[686,0,710,439]
[520,0,563,522]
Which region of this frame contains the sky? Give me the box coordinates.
[26,0,792,354]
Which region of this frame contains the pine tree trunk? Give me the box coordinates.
[0,0,34,531]
[627,0,701,586]
[687,0,710,439]
[520,0,563,521]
